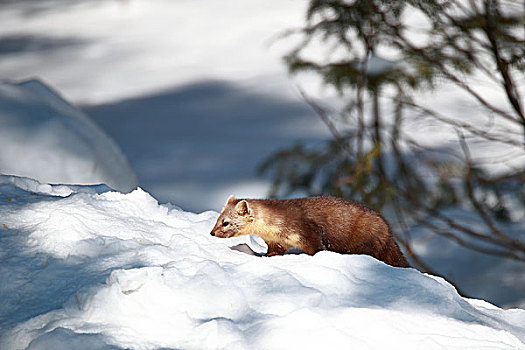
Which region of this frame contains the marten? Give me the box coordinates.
[210,196,410,268]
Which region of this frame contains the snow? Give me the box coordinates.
[1,1,524,345]
[0,79,137,193]
[354,54,400,76]
[409,207,525,308]
[83,80,328,212]
[0,0,306,105]
[1,175,524,349]
[0,0,327,211]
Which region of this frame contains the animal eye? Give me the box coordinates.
[222,221,230,227]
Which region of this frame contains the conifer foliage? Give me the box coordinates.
[260,0,525,271]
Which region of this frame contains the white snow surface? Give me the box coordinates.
[1,175,524,349]
[1,0,524,314]
[0,79,137,193]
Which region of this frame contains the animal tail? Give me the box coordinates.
[378,239,411,268]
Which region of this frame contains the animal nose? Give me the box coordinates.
[210,231,215,236]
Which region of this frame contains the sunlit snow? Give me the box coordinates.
[0,2,524,348]
[0,80,137,192]
[1,175,524,349]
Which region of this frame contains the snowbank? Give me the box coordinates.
[0,79,137,193]
[0,175,524,349]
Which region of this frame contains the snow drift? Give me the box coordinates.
[0,175,524,349]
[0,79,137,193]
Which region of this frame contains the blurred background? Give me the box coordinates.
[0,0,327,212]
[0,0,524,309]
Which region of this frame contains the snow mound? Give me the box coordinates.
[0,175,524,349]
[0,79,137,193]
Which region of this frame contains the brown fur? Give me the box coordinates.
[210,196,410,268]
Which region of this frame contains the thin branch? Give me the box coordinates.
[411,213,525,261]
[457,131,524,247]
[379,7,523,126]
[296,87,349,153]
[483,0,525,123]
[400,98,524,148]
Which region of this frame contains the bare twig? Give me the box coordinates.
[483,0,525,123]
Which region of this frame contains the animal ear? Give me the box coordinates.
[235,200,252,217]
[227,195,236,204]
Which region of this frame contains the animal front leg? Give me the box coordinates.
[265,242,288,256]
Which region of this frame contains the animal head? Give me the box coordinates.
[210,195,254,238]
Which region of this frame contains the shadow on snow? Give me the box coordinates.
[83,80,327,212]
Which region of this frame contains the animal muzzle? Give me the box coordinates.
[210,231,216,236]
